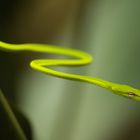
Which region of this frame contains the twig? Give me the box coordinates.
[0,89,27,140]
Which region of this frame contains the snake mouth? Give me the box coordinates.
[128,92,137,97]
[127,92,140,101]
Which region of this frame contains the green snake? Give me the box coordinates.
[1,41,140,101]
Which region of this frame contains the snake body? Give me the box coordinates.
[1,41,140,101]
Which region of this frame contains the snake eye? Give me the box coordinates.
[128,92,136,97]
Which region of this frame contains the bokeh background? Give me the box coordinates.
[1,0,140,140]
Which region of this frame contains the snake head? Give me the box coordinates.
[111,84,140,101]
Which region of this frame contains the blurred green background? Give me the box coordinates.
[1,0,140,140]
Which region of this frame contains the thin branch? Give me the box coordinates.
[0,89,27,140]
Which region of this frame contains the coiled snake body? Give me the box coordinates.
[1,41,140,101]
